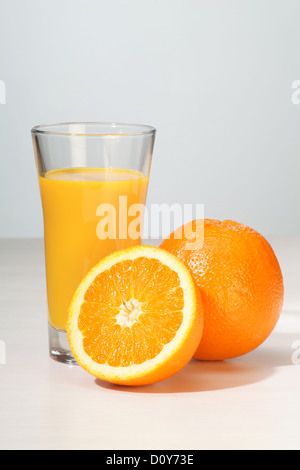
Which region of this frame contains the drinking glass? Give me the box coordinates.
[31,122,156,364]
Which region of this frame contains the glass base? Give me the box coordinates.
[48,325,77,365]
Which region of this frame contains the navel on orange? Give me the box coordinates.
[67,245,204,386]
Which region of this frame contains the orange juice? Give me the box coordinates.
[39,168,149,331]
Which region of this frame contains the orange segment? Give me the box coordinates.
[67,245,204,386]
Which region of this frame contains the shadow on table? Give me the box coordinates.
[95,344,287,394]
[95,322,300,394]
[95,360,272,394]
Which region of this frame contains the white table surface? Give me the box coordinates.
[0,237,300,450]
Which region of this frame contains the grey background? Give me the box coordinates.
[0,0,300,238]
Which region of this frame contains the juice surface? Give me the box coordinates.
[39,168,149,331]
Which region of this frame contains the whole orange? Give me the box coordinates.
[160,219,284,360]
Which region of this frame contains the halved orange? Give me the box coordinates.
[67,245,204,386]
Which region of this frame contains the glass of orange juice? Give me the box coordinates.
[31,122,156,364]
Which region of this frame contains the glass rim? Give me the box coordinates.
[31,121,156,137]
